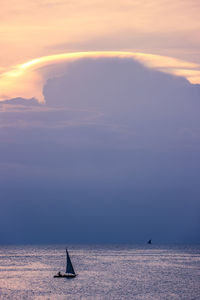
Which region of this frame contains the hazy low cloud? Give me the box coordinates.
[0,58,199,244]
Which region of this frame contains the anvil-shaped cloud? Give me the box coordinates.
[0,58,200,244]
[0,51,200,102]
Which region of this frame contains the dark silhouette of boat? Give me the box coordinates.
[147,239,152,244]
[54,248,76,278]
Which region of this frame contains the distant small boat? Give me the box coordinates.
[54,248,77,278]
[147,239,152,244]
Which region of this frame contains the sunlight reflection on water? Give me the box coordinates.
[0,245,199,300]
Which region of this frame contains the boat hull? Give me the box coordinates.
[54,273,76,278]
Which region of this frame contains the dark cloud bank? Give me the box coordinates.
[0,58,200,244]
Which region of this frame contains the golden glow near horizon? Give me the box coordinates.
[1,1,200,101]
[0,51,200,102]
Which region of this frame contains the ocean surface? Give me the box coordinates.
[0,244,199,300]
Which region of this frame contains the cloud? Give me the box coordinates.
[0,51,200,103]
[0,58,200,243]
[51,29,200,63]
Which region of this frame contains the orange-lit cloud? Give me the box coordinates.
[1,0,200,68]
[0,51,200,103]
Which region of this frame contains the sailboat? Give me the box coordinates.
[147,239,152,244]
[54,248,77,278]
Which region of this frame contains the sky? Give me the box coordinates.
[0,0,200,244]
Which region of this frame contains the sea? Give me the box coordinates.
[0,244,199,300]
